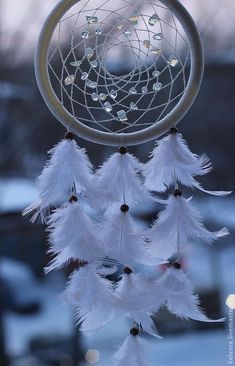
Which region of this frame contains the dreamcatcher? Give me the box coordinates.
[24,0,231,364]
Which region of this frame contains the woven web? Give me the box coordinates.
[48,0,190,134]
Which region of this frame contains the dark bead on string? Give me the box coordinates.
[65,131,74,140]
[173,262,181,270]
[174,189,182,197]
[69,195,78,203]
[120,204,129,212]
[130,327,139,336]
[123,267,133,275]
[119,146,128,154]
[170,127,178,134]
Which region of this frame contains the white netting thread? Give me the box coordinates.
[47,0,190,134]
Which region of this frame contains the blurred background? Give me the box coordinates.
[0,0,235,365]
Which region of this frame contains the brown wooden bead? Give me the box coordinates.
[173,262,181,270]
[130,327,139,336]
[69,195,78,203]
[173,189,182,197]
[120,204,129,213]
[65,131,74,140]
[123,267,133,275]
[170,127,178,134]
[119,146,128,154]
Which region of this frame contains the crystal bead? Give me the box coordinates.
[90,60,98,68]
[86,47,94,59]
[153,82,162,91]
[129,15,138,25]
[142,86,148,94]
[117,110,128,122]
[149,14,160,26]
[124,30,131,37]
[152,70,160,78]
[95,28,103,35]
[153,33,163,41]
[86,16,98,24]
[110,90,118,100]
[82,31,89,39]
[129,87,137,94]
[91,93,99,101]
[104,101,113,112]
[64,75,75,85]
[130,102,138,110]
[116,24,123,30]
[143,40,151,48]
[86,80,97,89]
[151,47,161,55]
[167,55,179,67]
[81,72,88,81]
[70,60,82,67]
[99,93,107,101]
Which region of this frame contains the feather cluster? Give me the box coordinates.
[23,136,94,222]
[144,130,231,196]
[148,193,228,261]
[23,132,230,366]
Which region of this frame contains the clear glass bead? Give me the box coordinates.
[124,30,131,37]
[64,75,75,85]
[82,31,89,39]
[90,60,98,68]
[81,72,89,81]
[86,80,97,89]
[95,28,103,35]
[70,60,82,67]
[99,93,107,101]
[153,82,162,91]
[153,33,163,41]
[167,55,179,67]
[116,24,123,30]
[110,90,118,100]
[129,15,138,25]
[143,40,151,48]
[130,102,138,110]
[91,93,99,101]
[152,70,160,78]
[129,87,137,94]
[151,47,161,55]
[117,110,128,122]
[142,86,148,94]
[149,14,160,26]
[104,102,113,112]
[86,16,98,24]
[86,47,94,59]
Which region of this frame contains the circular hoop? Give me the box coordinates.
[35,0,204,146]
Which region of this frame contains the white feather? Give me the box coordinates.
[114,272,164,337]
[148,194,229,260]
[95,152,156,206]
[102,205,153,266]
[144,132,231,196]
[23,138,94,222]
[46,200,104,272]
[112,335,153,366]
[161,268,225,322]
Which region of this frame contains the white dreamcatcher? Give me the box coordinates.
[24,0,231,365]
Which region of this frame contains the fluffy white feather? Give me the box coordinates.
[95,152,156,206]
[148,194,229,260]
[161,267,224,322]
[102,205,154,266]
[63,263,116,333]
[112,334,153,366]
[144,131,231,196]
[114,272,163,337]
[46,199,104,272]
[23,138,94,222]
